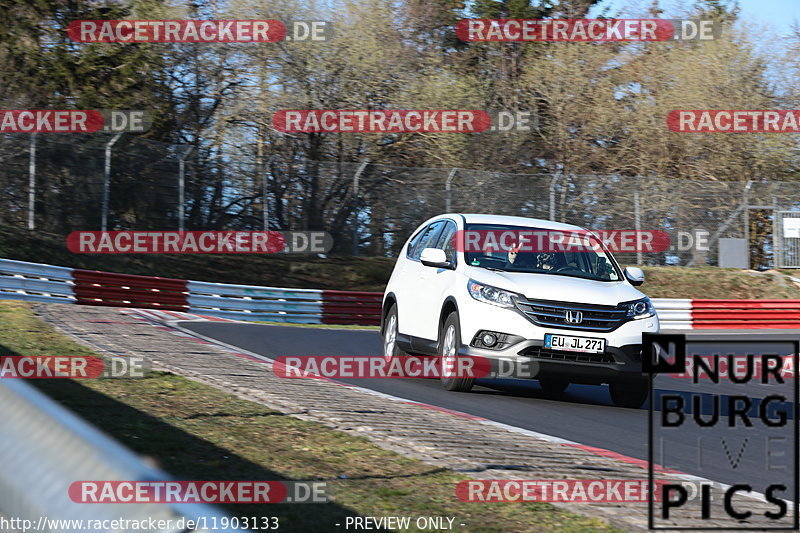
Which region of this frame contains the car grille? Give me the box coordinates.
[518,346,616,364]
[514,298,628,332]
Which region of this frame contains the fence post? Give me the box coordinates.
[445,168,457,212]
[686,180,753,267]
[178,145,194,231]
[549,174,559,221]
[352,159,369,255]
[262,155,275,231]
[772,193,780,268]
[634,177,642,265]
[101,133,123,231]
[27,133,37,230]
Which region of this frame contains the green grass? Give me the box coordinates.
[0,301,618,533]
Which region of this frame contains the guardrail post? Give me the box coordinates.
[352,159,369,256]
[178,145,194,231]
[101,133,123,231]
[27,133,37,230]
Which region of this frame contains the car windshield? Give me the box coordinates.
[463,224,622,282]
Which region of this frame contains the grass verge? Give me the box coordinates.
[639,267,800,299]
[0,301,617,533]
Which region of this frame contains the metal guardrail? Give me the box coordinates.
[0,379,235,533]
[2,257,796,329]
[319,290,382,326]
[0,259,75,304]
[692,299,800,329]
[186,281,324,323]
[73,270,189,311]
[651,298,692,330]
[0,259,381,324]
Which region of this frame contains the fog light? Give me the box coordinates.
[481,333,498,347]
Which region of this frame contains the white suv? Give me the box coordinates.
[380,214,659,408]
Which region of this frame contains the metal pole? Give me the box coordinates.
[101,133,123,231]
[178,145,194,231]
[352,159,369,256]
[262,155,275,231]
[445,168,457,212]
[549,174,559,221]
[772,194,779,268]
[634,177,642,265]
[27,133,37,230]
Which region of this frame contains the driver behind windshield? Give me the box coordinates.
[506,248,566,271]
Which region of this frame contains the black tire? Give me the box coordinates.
[439,312,474,392]
[539,378,569,395]
[382,304,405,362]
[609,379,649,408]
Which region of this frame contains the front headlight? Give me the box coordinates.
[467,280,519,308]
[625,297,656,320]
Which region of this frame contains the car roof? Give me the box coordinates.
[445,213,586,231]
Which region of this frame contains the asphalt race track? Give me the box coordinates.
[180,321,799,500]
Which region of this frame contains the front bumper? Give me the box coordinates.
[458,340,645,385]
[457,298,658,385]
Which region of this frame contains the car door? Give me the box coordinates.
[415,219,459,343]
[397,220,446,339]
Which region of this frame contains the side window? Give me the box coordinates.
[405,228,427,259]
[408,221,445,260]
[435,221,458,263]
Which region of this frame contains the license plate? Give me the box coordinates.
[544,334,605,354]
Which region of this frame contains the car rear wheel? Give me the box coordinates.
[609,379,648,408]
[439,312,474,392]
[383,304,404,362]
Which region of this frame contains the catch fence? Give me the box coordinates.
[2,133,799,266]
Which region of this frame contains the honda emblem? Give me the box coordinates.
[565,310,583,324]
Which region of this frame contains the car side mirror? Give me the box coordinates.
[420,248,453,269]
[624,267,645,286]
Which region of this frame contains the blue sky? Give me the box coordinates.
[737,0,800,35]
[591,0,800,36]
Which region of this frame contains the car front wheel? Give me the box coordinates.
[609,378,648,408]
[383,304,405,362]
[439,312,475,392]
